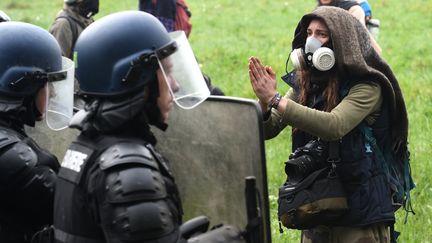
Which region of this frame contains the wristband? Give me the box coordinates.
[268,92,282,110]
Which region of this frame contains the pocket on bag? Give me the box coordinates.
[278,167,349,230]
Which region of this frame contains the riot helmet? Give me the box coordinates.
[64,0,99,18]
[75,11,209,110]
[0,10,11,22]
[0,22,74,130]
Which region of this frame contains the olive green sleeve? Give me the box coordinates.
[262,89,295,139]
[263,83,382,141]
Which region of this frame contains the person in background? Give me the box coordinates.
[49,0,99,110]
[356,0,380,41]
[139,0,177,32]
[249,6,408,242]
[139,0,224,95]
[356,0,372,21]
[0,21,74,243]
[49,0,99,59]
[316,0,382,54]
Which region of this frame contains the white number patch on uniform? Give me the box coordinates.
[62,149,88,172]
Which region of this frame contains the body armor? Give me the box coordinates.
[54,134,183,243]
[0,125,59,242]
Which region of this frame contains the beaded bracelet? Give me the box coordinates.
[269,92,282,110]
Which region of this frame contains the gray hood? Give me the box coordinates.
[292,6,408,156]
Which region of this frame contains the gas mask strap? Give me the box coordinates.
[285,51,292,74]
[290,48,307,71]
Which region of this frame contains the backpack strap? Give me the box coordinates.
[358,122,415,243]
[327,140,342,177]
[327,140,341,164]
[55,15,84,59]
[358,123,414,214]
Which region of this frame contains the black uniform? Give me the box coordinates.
[0,121,59,243]
[54,123,183,243]
[52,11,248,243]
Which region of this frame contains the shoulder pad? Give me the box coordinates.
[0,128,21,150]
[0,137,37,181]
[98,143,158,170]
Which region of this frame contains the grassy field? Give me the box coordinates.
[1,0,431,242]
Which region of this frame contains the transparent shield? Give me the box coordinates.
[46,57,74,131]
[158,31,210,109]
[152,96,271,243]
[26,122,79,160]
[0,10,11,22]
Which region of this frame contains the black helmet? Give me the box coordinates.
[0,22,75,130]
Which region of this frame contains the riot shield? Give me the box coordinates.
[152,96,271,243]
[26,121,78,160]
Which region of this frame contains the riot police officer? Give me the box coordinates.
[0,21,74,243]
[52,11,227,243]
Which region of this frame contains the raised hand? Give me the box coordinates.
[248,56,277,108]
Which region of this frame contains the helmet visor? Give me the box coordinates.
[157,31,210,109]
[46,57,74,131]
[0,10,11,22]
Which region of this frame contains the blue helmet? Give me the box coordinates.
[75,11,172,97]
[0,22,63,97]
[0,22,75,130]
[76,10,209,110]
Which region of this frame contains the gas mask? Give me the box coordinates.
[290,36,335,72]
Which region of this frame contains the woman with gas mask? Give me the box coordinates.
[249,6,409,243]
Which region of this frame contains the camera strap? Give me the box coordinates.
[278,139,349,230]
[327,140,341,169]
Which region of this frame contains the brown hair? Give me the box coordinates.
[297,70,339,112]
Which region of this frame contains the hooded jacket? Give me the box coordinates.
[266,6,409,226]
[49,4,94,59]
[294,6,408,155]
[266,6,408,157]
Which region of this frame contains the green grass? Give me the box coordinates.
[1,0,431,242]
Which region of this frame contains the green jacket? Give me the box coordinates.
[49,5,93,59]
[263,82,382,141]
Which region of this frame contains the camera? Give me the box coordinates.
[285,139,328,184]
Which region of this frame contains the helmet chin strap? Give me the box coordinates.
[80,79,168,133]
[21,96,41,127]
[143,79,168,131]
[143,101,168,131]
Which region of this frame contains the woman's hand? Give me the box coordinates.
[248,56,277,109]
